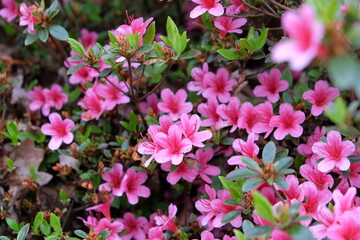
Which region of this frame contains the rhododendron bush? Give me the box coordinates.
[2,0,360,239]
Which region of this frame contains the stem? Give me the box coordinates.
[269,0,293,11]
[262,1,278,15]
[49,35,69,62]
[271,184,286,204]
[92,67,130,96]
[139,65,171,101]
[239,0,281,19]
[126,58,136,98]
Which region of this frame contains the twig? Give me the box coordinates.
[262,1,278,15]
[239,0,281,19]
[139,65,171,101]
[49,35,69,62]
[269,0,293,11]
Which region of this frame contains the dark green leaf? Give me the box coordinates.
[16,224,30,240]
[242,178,263,192]
[6,218,18,232]
[179,49,201,60]
[217,49,240,60]
[38,29,49,42]
[288,225,314,240]
[67,64,86,75]
[226,168,259,181]
[274,176,289,190]
[275,157,294,172]
[262,141,276,165]
[242,220,273,238]
[254,28,269,51]
[143,21,155,44]
[74,230,88,238]
[241,157,262,172]
[349,155,360,163]
[99,68,113,77]
[68,38,86,56]
[49,25,68,41]
[25,33,38,46]
[136,44,154,54]
[222,210,242,224]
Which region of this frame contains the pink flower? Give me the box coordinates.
[188,63,209,94]
[312,130,355,172]
[180,113,212,147]
[271,4,324,71]
[338,162,360,188]
[146,227,164,240]
[277,175,304,201]
[237,102,260,134]
[252,101,275,138]
[253,69,289,103]
[0,0,18,22]
[190,0,224,18]
[86,195,114,220]
[27,86,51,116]
[161,161,198,185]
[41,113,74,150]
[99,163,124,196]
[333,187,356,218]
[303,80,340,116]
[114,17,153,46]
[155,203,179,233]
[187,148,220,184]
[119,212,148,240]
[198,98,225,130]
[119,169,150,205]
[214,16,247,38]
[269,103,305,140]
[93,76,130,111]
[139,93,160,115]
[226,0,248,15]
[78,88,106,121]
[300,164,334,191]
[78,28,98,49]
[158,88,193,121]
[228,133,259,166]
[200,230,219,240]
[310,205,335,240]
[202,68,237,103]
[217,97,241,133]
[327,209,360,240]
[93,218,124,240]
[19,3,39,34]
[43,84,68,112]
[297,126,326,158]
[154,125,193,165]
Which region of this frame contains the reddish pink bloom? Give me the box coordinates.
[299,182,332,225]
[276,175,304,201]
[188,63,209,94]
[310,205,335,240]
[93,218,124,240]
[228,133,259,166]
[202,68,237,103]
[338,162,360,188]
[139,93,160,115]
[41,113,74,150]
[43,84,68,112]
[78,28,98,49]
[86,195,114,220]
[93,76,130,111]
[217,97,241,133]
[161,161,198,184]
[154,125,193,165]
[180,113,212,147]
[78,88,106,121]
[327,209,360,240]
[119,212,148,240]
[198,98,225,130]
[114,17,153,46]
[214,16,246,38]
[155,203,179,233]
[99,163,124,196]
[68,65,98,85]
[146,227,164,240]
[253,101,275,138]
[19,3,39,34]
[268,230,292,240]
[190,0,224,18]
[271,4,324,71]
[187,148,220,184]
[269,103,305,140]
[333,187,356,218]
[27,86,51,116]
[300,164,334,191]
[312,130,355,172]
[158,88,193,121]
[0,0,18,21]
[237,102,261,134]
[119,168,150,205]
[200,230,219,240]
[303,80,340,116]
[226,0,248,15]
[297,126,325,158]
[253,68,289,103]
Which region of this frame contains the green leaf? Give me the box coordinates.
[253,191,276,223]
[241,157,262,172]
[6,158,16,171]
[67,64,86,75]
[29,164,38,181]
[166,16,179,41]
[59,189,68,204]
[40,220,51,236]
[25,33,38,46]
[143,21,155,44]
[49,25,68,41]
[282,68,293,88]
[222,210,242,223]
[274,176,289,190]
[145,116,159,125]
[254,28,269,51]
[0,236,11,240]
[226,168,259,181]
[288,225,314,240]
[68,88,82,103]
[48,1,58,12]
[99,68,113,77]
[16,224,30,240]
[233,229,246,240]
[242,220,273,238]
[127,33,139,48]
[6,218,19,232]
[179,49,201,60]
[242,178,263,192]
[240,38,255,53]
[74,230,88,238]
[349,155,360,163]
[50,213,61,233]
[262,141,276,165]
[33,212,43,234]
[38,28,49,42]
[325,97,347,126]
[217,49,240,60]
[136,44,154,54]
[6,121,18,137]
[275,157,294,172]
[68,38,86,56]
